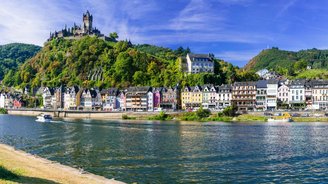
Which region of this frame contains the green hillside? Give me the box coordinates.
[0,43,41,80]
[244,47,328,77]
[2,37,258,89]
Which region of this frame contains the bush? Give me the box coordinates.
[0,165,19,180]
[148,111,173,121]
[196,108,211,119]
[180,108,211,121]
[180,112,200,121]
[222,105,237,117]
[122,114,136,120]
[0,108,8,114]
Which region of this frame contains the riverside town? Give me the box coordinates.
[3,78,328,113]
[3,3,328,184]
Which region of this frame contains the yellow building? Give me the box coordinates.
[181,86,203,110]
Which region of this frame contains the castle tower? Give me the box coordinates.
[83,10,93,34]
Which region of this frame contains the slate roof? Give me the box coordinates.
[188,53,214,62]
[256,80,268,88]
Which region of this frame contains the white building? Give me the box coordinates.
[289,80,306,109]
[256,80,267,111]
[101,88,119,111]
[202,85,217,110]
[277,83,289,104]
[186,53,214,74]
[64,86,79,110]
[80,89,92,110]
[147,91,154,111]
[266,80,278,110]
[42,87,54,109]
[311,80,328,110]
[217,84,232,110]
[0,93,5,108]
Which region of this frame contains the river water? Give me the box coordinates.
[1,115,328,183]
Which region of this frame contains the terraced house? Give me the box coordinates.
[232,82,257,112]
[181,86,202,110]
[125,87,151,111]
[289,80,306,109]
[266,80,278,110]
[311,80,328,110]
[202,85,217,110]
[101,88,119,111]
[160,86,180,110]
[217,84,232,110]
[63,86,79,110]
[256,80,267,111]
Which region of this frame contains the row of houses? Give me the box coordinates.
[2,79,328,111]
[39,86,181,111]
[0,92,23,109]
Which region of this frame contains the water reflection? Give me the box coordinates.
[1,115,328,183]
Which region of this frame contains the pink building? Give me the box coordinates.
[153,88,163,110]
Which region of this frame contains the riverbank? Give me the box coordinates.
[0,144,125,184]
[7,109,181,120]
[7,109,328,123]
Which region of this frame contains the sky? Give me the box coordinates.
[1,0,328,66]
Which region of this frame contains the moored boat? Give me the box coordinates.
[36,113,53,123]
[267,117,292,122]
[267,112,292,122]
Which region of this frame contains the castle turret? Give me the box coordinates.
[83,10,93,34]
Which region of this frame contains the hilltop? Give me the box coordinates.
[0,43,41,80]
[2,37,258,90]
[244,47,328,78]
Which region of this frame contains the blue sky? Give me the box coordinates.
[1,0,328,66]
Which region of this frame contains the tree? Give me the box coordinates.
[294,59,307,72]
[109,32,119,41]
[222,105,237,117]
[196,107,211,119]
[133,71,149,86]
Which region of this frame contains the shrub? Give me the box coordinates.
[148,111,173,121]
[0,108,8,114]
[0,165,19,180]
[122,114,136,120]
[196,108,211,119]
[222,105,237,117]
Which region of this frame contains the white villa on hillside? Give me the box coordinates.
[186,53,214,74]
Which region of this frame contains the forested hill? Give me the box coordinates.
[2,37,258,90]
[0,43,41,79]
[244,47,328,76]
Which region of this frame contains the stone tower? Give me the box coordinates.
[83,10,93,34]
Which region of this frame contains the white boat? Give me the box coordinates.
[36,113,53,122]
[267,118,292,122]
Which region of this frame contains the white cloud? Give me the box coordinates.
[276,0,298,18]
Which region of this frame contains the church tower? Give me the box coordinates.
[83,10,93,34]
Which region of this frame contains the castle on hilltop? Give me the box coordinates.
[48,11,108,41]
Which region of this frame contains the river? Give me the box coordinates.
[1,115,328,183]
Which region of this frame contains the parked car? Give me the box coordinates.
[313,113,323,117]
[291,113,301,117]
[264,112,273,116]
[301,113,309,117]
[274,112,282,116]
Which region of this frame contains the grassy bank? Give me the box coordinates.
[148,112,173,121]
[234,114,268,122]
[0,144,124,184]
[292,117,328,122]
